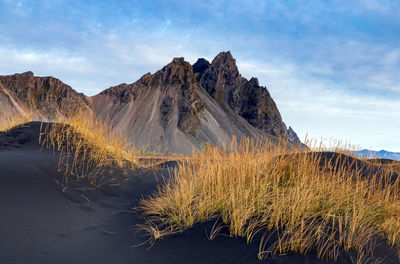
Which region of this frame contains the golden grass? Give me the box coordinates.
[139,137,400,263]
[369,159,400,175]
[0,110,33,132]
[40,110,140,186]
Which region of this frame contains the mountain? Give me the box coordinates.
[353,149,400,161]
[194,51,300,146]
[91,51,302,153]
[0,51,303,154]
[0,71,90,120]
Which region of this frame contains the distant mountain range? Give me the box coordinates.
[353,149,400,161]
[0,51,303,154]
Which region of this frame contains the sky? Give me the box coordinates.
[0,0,399,151]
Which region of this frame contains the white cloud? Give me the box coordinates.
[237,57,400,152]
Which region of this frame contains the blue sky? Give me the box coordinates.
[0,0,399,151]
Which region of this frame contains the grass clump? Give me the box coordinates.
[40,109,139,186]
[0,110,33,132]
[140,137,400,262]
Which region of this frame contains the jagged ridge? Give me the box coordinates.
[0,71,90,120]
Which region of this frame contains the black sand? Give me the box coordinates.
[0,122,398,264]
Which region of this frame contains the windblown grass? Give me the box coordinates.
[40,110,139,186]
[370,159,400,175]
[0,110,33,132]
[140,137,400,263]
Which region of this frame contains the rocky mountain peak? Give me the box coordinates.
[171,57,186,65]
[198,51,243,99]
[192,58,210,82]
[193,58,210,72]
[0,72,89,120]
[18,71,34,78]
[211,51,235,65]
[158,57,196,87]
[209,51,240,82]
[164,57,192,71]
[247,77,259,87]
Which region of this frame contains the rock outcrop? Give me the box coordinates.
[0,71,90,120]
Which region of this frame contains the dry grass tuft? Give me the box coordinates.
[0,110,33,132]
[139,137,400,263]
[40,109,140,186]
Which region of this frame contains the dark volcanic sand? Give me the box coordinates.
[0,122,398,264]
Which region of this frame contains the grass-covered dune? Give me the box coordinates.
[140,140,400,263]
[1,112,400,263]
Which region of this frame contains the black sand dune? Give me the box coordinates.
[316,151,399,185]
[1,122,399,264]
